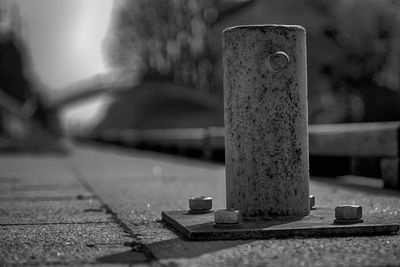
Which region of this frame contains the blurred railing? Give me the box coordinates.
[80,122,400,189]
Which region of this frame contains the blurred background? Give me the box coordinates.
[1,0,400,157]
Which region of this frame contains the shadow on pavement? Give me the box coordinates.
[95,239,250,264]
[96,250,148,264]
[147,237,251,260]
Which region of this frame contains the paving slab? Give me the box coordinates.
[0,154,79,186]
[0,199,111,224]
[0,169,93,201]
[0,223,147,266]
[69,146,226,224]
[0,188,93,201]
[0,173,79,186]
[0,183,83,191]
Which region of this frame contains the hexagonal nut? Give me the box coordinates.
[335,205,362,220]
[309,195,315,209]
[189,196,212,211]
[214,209,240,224]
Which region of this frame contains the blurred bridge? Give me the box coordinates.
[0,70,139,151]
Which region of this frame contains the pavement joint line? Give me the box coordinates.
[8,261,95,267]
[69,165,98,194]
[69,166,158,264]
[0,196,96,202]
[0,184,83,191]
[0,221,115,226]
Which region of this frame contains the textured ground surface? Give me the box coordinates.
[1,143,400,266]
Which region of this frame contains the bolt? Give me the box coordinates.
[189,196,212,213]
[266,51,290,72]
[310,195,315,209]
[214,209,241,226]
[334,205,363,224]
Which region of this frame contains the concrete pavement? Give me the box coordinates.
[0,148,148,266]
[1,143,400,266]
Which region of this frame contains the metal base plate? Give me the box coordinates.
[162,208,399,240]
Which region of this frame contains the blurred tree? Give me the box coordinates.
[314,0,400,122]
[0,0,67,152]
[0,0,54,131]
[102,0,400,127]
[103,0,222,93]
[104,0,253,93]
[322,0,399,89]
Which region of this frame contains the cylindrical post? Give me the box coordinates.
[223,25,309,219]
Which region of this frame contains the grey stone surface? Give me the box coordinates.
[223,25,309,218]
[154,236,400,267]
[0,188,93,200]
[69,146,226,224]
[0,199,111,224]
[0,223,147,265]
[0,183,83,191]
[0,159,91,200]
[2,144,400,266]
[0,155,79,185]
[71,145,400,266]
[0,149,150,266]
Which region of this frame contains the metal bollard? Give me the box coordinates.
[162,24,399,240]
[223,25,309,219]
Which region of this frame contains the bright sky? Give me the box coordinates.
[16,0,114,90]
[14,0,115,130]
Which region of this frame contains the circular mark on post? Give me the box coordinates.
[266,51,290,72]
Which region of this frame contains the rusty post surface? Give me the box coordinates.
[223,25,309,219]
